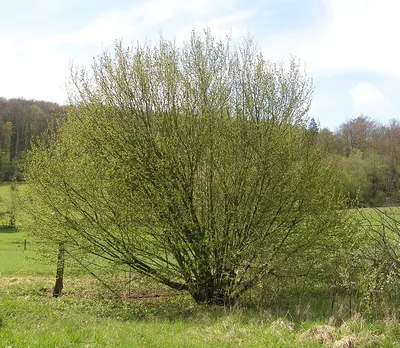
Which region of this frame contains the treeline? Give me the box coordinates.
[0,98,63,180]
[0,97,399,207]
[316,115,400,206]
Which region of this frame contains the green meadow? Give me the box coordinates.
[0,183,53,277]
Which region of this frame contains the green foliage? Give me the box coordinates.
[339,150,373,202]
[339,150,392,205]
[318,117,400,206]
[23,29,349,305]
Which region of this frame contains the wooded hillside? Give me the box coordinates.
[0,98,63,180]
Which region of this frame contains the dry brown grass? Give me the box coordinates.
[270,317,294,332]
[300,324,335,344]
[332,335,359,348]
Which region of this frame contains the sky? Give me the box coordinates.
[1,0,399,130]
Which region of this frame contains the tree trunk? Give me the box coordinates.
[190,271,238,306]
[53,242,65,298]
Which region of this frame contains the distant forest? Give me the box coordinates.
[315,115,400,206]
[0,97,399,207]
[0,98,63,181]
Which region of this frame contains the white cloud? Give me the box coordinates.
[324,0,400,74]
[54,0,251,47]
[261,0,400,77]
[349,82,396,118]
[176,9,257,43]
[57,10,137,47]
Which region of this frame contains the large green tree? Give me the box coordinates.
[24,30,348,305]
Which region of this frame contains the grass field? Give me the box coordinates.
[1,279,400,347]
[0,228,54,276]
[1,184,400,346]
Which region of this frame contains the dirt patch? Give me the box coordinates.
[0,276,52,287]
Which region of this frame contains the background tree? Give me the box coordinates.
[23,30,349,305]
[338,115,376,157]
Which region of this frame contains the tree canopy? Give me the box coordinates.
[23,30,348,305]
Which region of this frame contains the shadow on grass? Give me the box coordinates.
[0,225,17,233]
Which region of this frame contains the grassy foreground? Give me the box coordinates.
[1,277,400,347]
[0,184,399,346]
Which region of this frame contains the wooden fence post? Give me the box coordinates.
[53,242,65,298]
